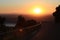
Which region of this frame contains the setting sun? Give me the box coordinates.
[33,8,42,14]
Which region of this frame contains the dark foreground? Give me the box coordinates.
[0,21,57,40]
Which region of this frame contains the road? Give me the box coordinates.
[31,21,56,40]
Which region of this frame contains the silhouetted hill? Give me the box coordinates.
[0,14,18,23]
[0,13,54,24]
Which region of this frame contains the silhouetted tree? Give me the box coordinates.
[0,17,6,39]
[1,17,6,26]
[53,5,60,23]
[0,16,2,27]
[0,17,6,30]
[15,15,26,28]
[53,5,60,40]
[26,20,37,26]
[0,17,6,28]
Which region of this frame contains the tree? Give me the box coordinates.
[26,20,37,26]
[0,16,2,27]
[53,5,60,23]
[15,15,26,28]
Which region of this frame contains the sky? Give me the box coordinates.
[0,0,60,15]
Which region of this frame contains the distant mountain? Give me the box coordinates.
[0,13,54,23]
[0,14,17,23]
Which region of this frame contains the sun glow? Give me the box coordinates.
[33,8,42,14]
[27,6,46,16]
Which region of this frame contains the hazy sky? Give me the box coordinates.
[0,0,60,15]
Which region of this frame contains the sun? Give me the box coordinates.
[33,8,42,14]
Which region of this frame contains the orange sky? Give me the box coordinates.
[0,0,60,16]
